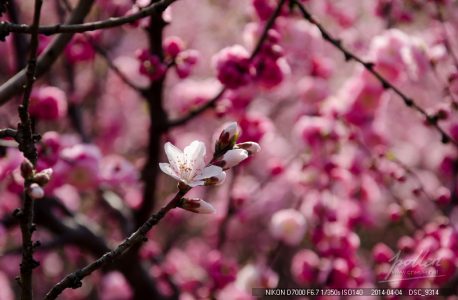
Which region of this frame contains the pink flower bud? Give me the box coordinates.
[270,209,307,245]
[216,149,249,170]
[179,198,216,214]
[136,49,167,81]
[175,49,199,79]
[27,183,44,199]
[20,159,34,180]
[204,170,226,186]
[163,36,184,59]
[215,122,241,154]
[235,142,261,155]
[435,186,451,205]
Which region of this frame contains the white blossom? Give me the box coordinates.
[159,141,226,187]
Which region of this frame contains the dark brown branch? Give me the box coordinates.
[0,0,176,35]
[16,0,43,299]
[7,0,28,70]
[134,10,168,226]
[292,0,458,147]
[167,0,287,128]
[167,88,226,128]
[0,0,95,105]
[44,189,187,300]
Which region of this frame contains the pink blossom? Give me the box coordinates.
[99,272,133,300]
[163,36,185,59]
[175,49,199,79]
[136,49,167,81]
[60,144,102,190]
[29,86,68,120]
[65,33,96,63]
[99,155,139,187]
[291,249,320,285]
[213,45,254,89]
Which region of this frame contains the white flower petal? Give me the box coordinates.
[159,163,182,181]
[188,180,206,187]
[164,142,184,173]
[214,171,226,185]
[184,141,206,162]
[195,165,224,180]
[221,149,249,169]
[184,141,206,179]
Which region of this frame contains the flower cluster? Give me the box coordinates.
[159,122,260,213]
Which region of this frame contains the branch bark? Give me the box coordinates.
[44,189,187,300]
[0,0,176,35]
[0,0,95,105]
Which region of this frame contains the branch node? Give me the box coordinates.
[13,208,23,219]
[442,134,450,144]
[404,98,414,107]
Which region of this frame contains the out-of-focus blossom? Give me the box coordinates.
[99,272,133,300]
[136,49,167,81]
[270,209,307,245]
[60,144,102,190]
[236,264,279,291]
[65,33,96,63]
[164,36,185,59]
[99,155,139,187]
[29,86,68,120]
[175,50,199,79]
[213,45,254,89]
[291,249,320,285]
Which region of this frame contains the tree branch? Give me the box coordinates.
[44,189,188,300]
[0,0,176,35]
[0,0,95,105]
[167,0,287,128]
[134,9,168,226]
[16,0,43,298]
[292,0,458,147]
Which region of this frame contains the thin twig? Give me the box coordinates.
[44,189,187,300]
[167,0,287,128]
[292,0,458,146]
[0,0,176,35]
[89,36,145,91]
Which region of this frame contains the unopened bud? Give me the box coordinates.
[204,170,226,186]
[235,142,261,155]
[33,168,53,186]
[214,149,249,170]
[27,183,44,199]
[179,198,216,214]
[20,159,34,180]
[215,122,240,155]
